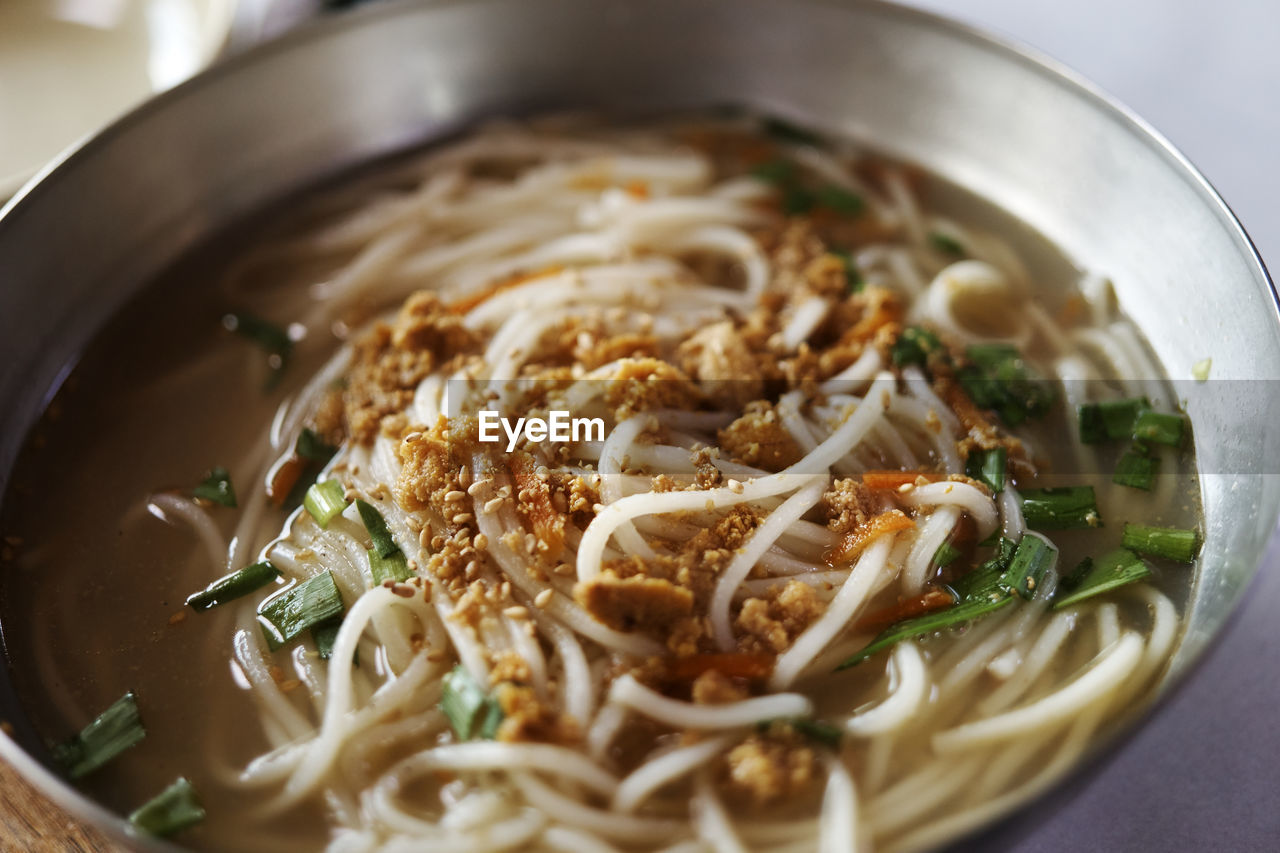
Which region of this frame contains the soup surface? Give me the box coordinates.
[0,115,1200,852]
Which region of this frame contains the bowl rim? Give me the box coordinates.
[0,0,1275,849]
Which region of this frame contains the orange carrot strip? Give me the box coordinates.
[854,588,957,633]
[448,265,564,314]
[829,509,916,565]
[266,455,306,507]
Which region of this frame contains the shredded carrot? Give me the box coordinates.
[448,265,564,314]
[266,455,306,507]
[508,451,565,556]
[668,653,774,682]
[854,588,956,633]
[861,470,942,491]
[828,509,916,565]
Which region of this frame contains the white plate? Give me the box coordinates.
[0,0,235,198]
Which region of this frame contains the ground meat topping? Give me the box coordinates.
[723,729,818,806]
[735,580,826,655]
[344,292,480,443]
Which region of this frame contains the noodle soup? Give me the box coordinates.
[0,115,1200,851]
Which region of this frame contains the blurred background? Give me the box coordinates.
[2,0,1278,849]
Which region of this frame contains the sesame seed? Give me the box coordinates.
[452,512,474,525]
[504,606,528,620]
[466,481,486,497]
[484,496,504,513]
[444,490,466,503]
[474,534,489,551]
[727,479,744,494]
[534,589,553,608]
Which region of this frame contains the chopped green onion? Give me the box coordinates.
[1121,524,1200,563]
[815,185,864,216]
[311,617,342,660]
[128,777,205,838]
[186,561,280,612]
[829,249,863,293]
[837,591,1011,669]
[52,692,145,779]
[929,232,965,255]
[781,185,816,215]
[368,548,412,585]
[296,427,337,463]
[1133,410,1186,447]
[258,571,345,650]
[1058,557,1094,592]
[840,535,1035,668]
[223,312,292,389]
[891,325,945,369]
[998,534,1057,600]
[304,479,347,528]
[1078,397,1150,444]
[192,466,236,508]
[750,159,796,184]
[960,344,1054,427]
[1019,486,1101,530]
[760,718,843,748]
[965,446,1007,493]
[356,499,399,558]
[1052,549,1152,610]
[762,116,821,146]
[951,537,1016,600]
[441,665,503,741]
[932,541,961,569]
[1113,445,1158,490]
[477,698,505,740]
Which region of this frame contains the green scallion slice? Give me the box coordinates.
[1113,446,1158,490]
[1019,486,1101,530]
[304,479,347,528]
[816,185,864,216]
[891,325,945,369]
[837,592,1012,669]
[356,499,399,558]
[311,617,342,660]
[186,561,280,612]
[258,571,345,650]
[1121,524,1200,563]
[929,232,965,255]
[368,548,412,585]
[762,116,822,146]
[781,185,816,215]
[998,534,1057,600]
[192,466,236,508]
[1133,410,1186,447]
[52,692,145,779]
[1078,397,1150,444]
[960,344,1054,427]
[441,665,503,741]
[793,718,842,748]
[128,777,205,838]
[829,249,863,293]
[951,537,1016,600]
[932,542,962,569]
[224,312,292,389]
[1052,548,1152,610]
[295,427,338,463]
[965,446,1007,493]
[750,159,796,184]
[1058,557,1094,592]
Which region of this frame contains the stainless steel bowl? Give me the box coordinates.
[1,0,1276,848]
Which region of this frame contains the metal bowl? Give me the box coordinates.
[1,0,1276,848]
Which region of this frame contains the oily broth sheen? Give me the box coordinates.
[0,122,1197,851]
